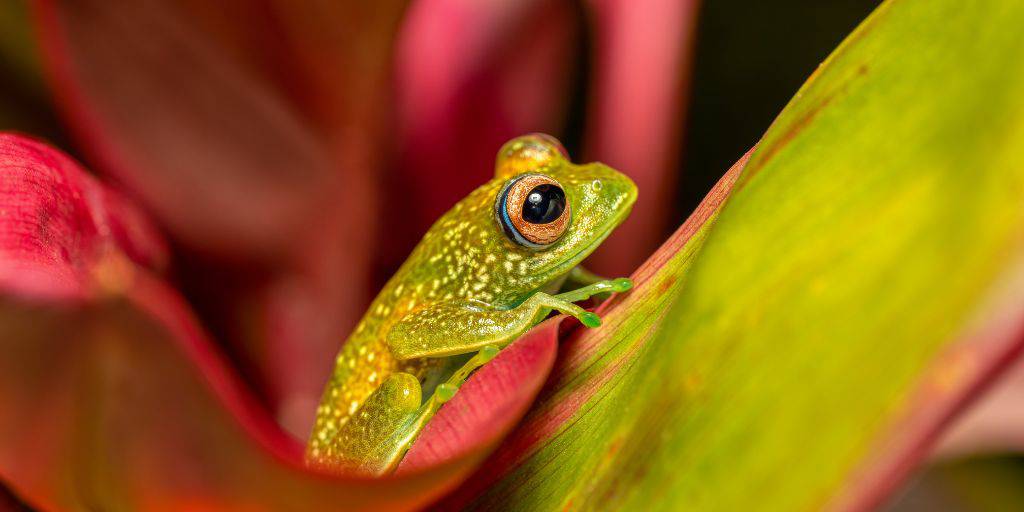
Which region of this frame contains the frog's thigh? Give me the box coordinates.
[386,300,539,360]
[309,372,422,475]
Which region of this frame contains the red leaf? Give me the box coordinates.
[30,0,409,430]
[0,133,165,299]
[0,134,502,511]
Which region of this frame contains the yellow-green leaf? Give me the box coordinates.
[439,0,1024,509]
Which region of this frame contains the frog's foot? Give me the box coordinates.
[425,345,501,409]
[533,277,632,327]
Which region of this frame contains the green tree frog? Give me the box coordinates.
[306,134,637,475]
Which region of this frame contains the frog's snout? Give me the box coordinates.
[589,162,639,214]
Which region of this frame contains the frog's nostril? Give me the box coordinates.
[591,180,603,191]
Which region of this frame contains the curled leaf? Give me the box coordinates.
[437,0,1024,509]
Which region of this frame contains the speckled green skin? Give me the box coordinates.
[306,135,637,474]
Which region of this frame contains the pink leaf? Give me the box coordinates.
[30,0,409,430]
[583,0,701,274]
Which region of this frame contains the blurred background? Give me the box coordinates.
[0,0,892,239]
[1,0,1021,510]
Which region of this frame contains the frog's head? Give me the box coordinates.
[489,134,637,297]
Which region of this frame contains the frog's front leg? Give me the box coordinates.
[386,277,633,361]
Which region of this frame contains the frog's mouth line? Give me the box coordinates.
[547,201,636,284]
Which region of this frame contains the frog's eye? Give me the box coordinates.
[495,174,571,248]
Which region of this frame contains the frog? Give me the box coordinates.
[306,134,637,475]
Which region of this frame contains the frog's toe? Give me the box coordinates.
[610,278,633,293]
[580,311,602,328]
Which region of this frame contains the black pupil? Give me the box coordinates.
[522,184,565,224]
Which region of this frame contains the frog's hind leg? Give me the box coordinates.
[307,348,502,476]
[418,345,501,415]
[306,372,423,475]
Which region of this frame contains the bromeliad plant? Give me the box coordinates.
[2,0,1024,510]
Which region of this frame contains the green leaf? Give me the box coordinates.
[438,0,1024,509]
